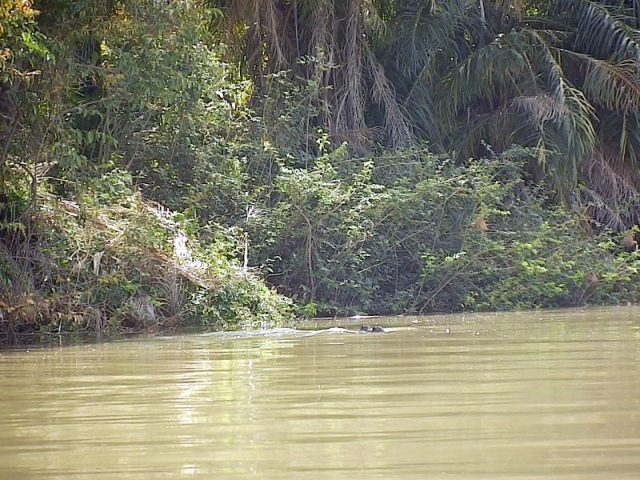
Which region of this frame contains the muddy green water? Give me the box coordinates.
[1,307,640,480]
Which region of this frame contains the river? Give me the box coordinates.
[1,306,639,479]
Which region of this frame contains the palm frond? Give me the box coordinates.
[566,53,640,112]
[334,0,367,135]
[578,187,628,231]
[450,104,518,161]
[261,0,289,69]
[444,30,535,116]
[309,0,334,54]
[395,78,445,150]
[532,34,596,170]
[511,94,566,125]
[579,148,640,230]
[597,110,640,170]
[437,26,597,196]
[554,0,640,60]
[389,0,467,78]
[365,49,412,146]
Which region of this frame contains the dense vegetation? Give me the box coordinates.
[1,0,639,341]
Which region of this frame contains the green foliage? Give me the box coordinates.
[1,0,639,343]
[249,151,390,315]
[250,146,640,315]
[413,200,640,312]
[0,1,45,80]
[384,0,640,220]
[0,168,292,338]
[188,273,293,330]
[0,0,295,340]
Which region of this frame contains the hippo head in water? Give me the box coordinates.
[360,324,386,333]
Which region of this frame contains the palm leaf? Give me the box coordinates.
[553,0,640,60]
[579,148,640,230]
[565,53,640,112]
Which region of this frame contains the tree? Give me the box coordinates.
[210,0,411,151]
[386,0,640,227]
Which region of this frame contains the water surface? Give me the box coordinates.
[1,307,639,479]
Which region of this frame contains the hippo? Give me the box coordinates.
[360,324,386,333]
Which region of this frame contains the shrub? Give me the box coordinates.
[0,170,293,339]
[251,146,640,315]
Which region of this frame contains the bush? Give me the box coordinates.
[250,146,640,315]
[0,170,293,339]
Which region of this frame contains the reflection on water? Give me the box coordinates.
[1,307,639,479]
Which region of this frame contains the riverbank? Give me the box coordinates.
[2,1,639,344]
[0,184,294,343]
[2,163,639,345]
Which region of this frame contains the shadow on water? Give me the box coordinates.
[0,331,99,350]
